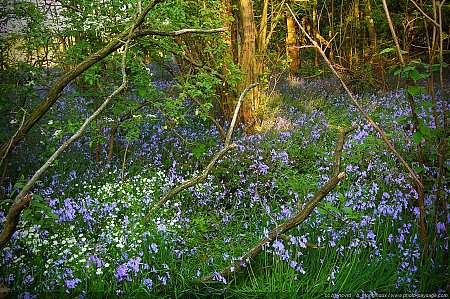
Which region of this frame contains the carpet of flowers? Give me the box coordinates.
[0,74,448,298]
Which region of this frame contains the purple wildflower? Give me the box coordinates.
[127,257,141,275]
[150,243,158,253]
[87,256,102,268]
[290,260,298,269]
[273,239,284,252]
[143,278,153,289]
[115,264,130,282]
[65,278,81,289]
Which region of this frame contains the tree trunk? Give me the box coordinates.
[235,0,259,133]
[286,1,300,76]
[312,0,319,67]
[363,0,377,52]
[353,0,360,65]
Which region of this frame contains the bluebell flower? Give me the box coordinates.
[115,264,130,282]
[272,240,284,252]
[87,256,102,268]
[127,257,141,275]
[290,260,297,269]
[212,272,227,284]
[143,278,153,289]
[65,278,81,289]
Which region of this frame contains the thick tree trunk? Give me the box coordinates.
[235,0,259,133]
[286,3,300,76]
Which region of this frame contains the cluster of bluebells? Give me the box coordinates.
[0,75,448,297]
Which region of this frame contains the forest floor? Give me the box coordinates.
[0,73,448,298]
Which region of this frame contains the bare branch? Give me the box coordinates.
[225,83,258,146]
[146,84,258,218]
[134,27,227,38]
[332,125,358,177]
[409,0,440,27]
[285,3,423,192]
[0,109,27,168]
[382,0,406,65]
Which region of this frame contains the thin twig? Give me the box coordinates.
[0,109,27,167]
[409,0,440,28]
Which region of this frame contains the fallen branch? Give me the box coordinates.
[331,125,358,177]
[201,125,356,282]
[201,172,345,282]
[146,83,258,218]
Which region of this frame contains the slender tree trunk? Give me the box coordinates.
[363,0,377,52]
[362,0,381,77]
[312,0,319,67]
[381,0,428,260]
[328,0,335,62]
[353,0,360,65]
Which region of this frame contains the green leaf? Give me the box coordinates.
[342,207,353,215]
[420,101,435,108]
[31,201,52,211]
[429,151,438,161]
[380,47,396,55]
[395,115,408,123]
[32,194,43,201]
[191,143,206,158]
[48,212,60,220]
[412,131,423,144]
[419,125,431,136]
[431,62,449,72]
[407,86,425,96]
[393,68,403,76]
[416,166,426,174]
[317,208,328,215]
[325,204,340,214]
[409,69,420,82]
